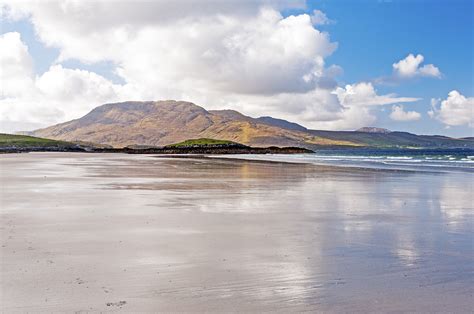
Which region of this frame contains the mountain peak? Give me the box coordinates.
[356,127,392,134]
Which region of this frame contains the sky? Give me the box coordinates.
[0,0,473,137]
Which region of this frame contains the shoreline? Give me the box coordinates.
[151,153,421,174]
[183,153,473,174]
[0,151,419,174]
[0,145,313,155]
[3,151,468,174]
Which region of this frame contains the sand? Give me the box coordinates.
[1,152,473,312]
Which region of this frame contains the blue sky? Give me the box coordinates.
[302,0,474,136]
[1,0,473,136]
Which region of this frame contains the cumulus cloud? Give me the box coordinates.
[429,91,474,127]
[329,82,420,129]
[0,32,127,130]
[1,1,422,133]
[334,82,420,107]
[0,32,34,97]
[3,1,337,95]
[311,10,334,25]
[375,53,442,85]
[389,105,421,121]
[392,54,441,79]
[227,82,420,130]
[124,7,337,95]
[36,65,121,104]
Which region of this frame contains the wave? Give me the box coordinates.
[213,149,474,173]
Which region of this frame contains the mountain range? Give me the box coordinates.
[31,100,474,149]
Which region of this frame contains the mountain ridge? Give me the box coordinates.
[356,127,392,134]
[32,100,474,149]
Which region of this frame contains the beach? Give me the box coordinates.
[1,152,472,312]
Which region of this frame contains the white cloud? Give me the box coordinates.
[311,10,334,25]
[328,82,420,129]
[114,8,337,96]
[334,82,420,107]
[36,65,121,104]
[1,1,422,133]
[389,105,421,121]
[392,53,441,79]
[225,82,420,130]
[0,32,34,97]
[4,1,338,96]
[429,91,474,127]
[0,32,128,130]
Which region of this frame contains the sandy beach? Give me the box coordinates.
[1,152,472,312]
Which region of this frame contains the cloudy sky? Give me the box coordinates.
[1,0,473,136]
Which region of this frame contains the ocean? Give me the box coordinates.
[214,148,474,173]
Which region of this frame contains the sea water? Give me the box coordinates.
[214,148,474,173]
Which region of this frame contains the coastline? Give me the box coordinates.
[198,152,474,174]
[153,154,421,174]
[0,143,313,155]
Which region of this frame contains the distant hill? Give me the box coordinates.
[0,133,313,155]
[31,100,474,149]
[165,138,246,148]
[356,127,391,134]
[0,133,85,152]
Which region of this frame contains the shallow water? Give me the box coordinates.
[215,148,474,173]
[1,153,473,312]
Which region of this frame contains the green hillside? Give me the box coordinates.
[0,133,82,151]
[166,138,246,148]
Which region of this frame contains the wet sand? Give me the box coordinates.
[1,152,472,312]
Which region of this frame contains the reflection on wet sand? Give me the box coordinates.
[1,153,472,312]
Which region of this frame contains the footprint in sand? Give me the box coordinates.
[106,301,127,307]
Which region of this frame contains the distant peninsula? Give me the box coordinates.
[0,134,313,154]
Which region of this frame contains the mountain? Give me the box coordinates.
[255,116,308,132]
[32,101,358,148]
[356,127,391,134]
[32,100,474,149]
